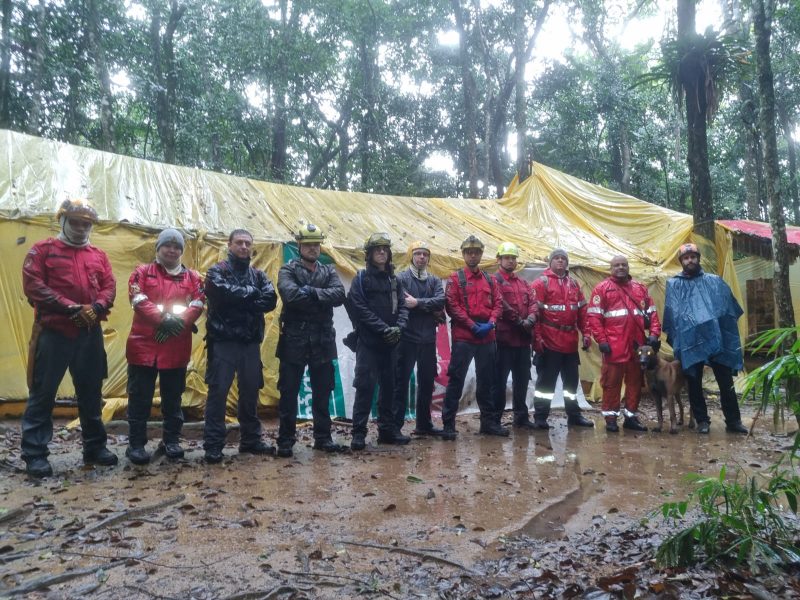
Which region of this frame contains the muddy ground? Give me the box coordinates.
[0,398,798,599]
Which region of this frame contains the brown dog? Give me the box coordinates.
[637,344,694,434]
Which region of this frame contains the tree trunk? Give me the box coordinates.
[25,0,48,135]
[452,0,479,198]
[87,0,116,152]
[753,0,794,329]
[513,0,527,184]
[777,103,800,225]
[678,0,715,241]
[0,0,12,128]
[150,1,185,165]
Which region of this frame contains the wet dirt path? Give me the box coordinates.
[0,408,785,598]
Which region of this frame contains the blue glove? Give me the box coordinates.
[471,323,482,336]
[299,285,318,300]
[474,322,494,339]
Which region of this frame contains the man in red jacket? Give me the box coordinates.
[125,228,205,465]
[530,249,594,429]
[587,255,661,432]
[493,242,537,429]
[21,199,118,478]
[442,235,505,440]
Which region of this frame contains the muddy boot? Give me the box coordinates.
[696,421,710,434]
[605,418,619,433]
[567,414,594,428]
[623,416,648,432]
[83,447,118,467]
[350,433,366,451]
[313,438,345,452]
[441,422,457,441]
[25,457,53,478]
[533,415,551,430]
[725,421,748,434]
[239,441,276,455]
[126,446,151,465]
[377,431,411,445]
[276,442,294,458]
[514,417,538,430]
[479,422,510,437]
[158,441,185,460]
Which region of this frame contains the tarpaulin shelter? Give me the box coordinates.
[0,130,704,419]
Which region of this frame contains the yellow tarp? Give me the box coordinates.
[2,129,742,413]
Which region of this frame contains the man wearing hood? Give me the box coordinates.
[346,232,409,450]
[530,249,594,430]
[394,241,446,437]
[21,199,118,478]
[587,255,660,433]
[203,229,277,463]
[125,228,205,465]
[662,243,748,434]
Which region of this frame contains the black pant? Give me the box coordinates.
[495,344,532,422]
[352,340,399,437]
[126,364,186,447]
[684,360,742,426]
[442,341,499,427]
[204,341,264,451]
[393,340,437,431]
[533,349,582,418]
[277,360,335,446]
[22,326,108,460]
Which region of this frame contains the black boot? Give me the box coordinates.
[479,422,510,437]
[276,442,294,458]
[350,433,366,451]
[725,421,748,434]
[158,441,185,459]
[313,438,346,452]
[514,417,538,430]
[441,423,457,441]
[533,415,551,430]
[623,416,648,432]
[25,457,53,478]
[239,441,275,455]
[605,418,619,433]
[84,447,118,466]
[567,414,595,428]
[126,446,151,465]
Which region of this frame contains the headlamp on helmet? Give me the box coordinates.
[295,223,325,243]
[364,232,392,251]
[56,199,99,223]
[460,235,485,251]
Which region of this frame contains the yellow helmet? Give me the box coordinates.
[496,242,519,258]
[364,232,392,251]
[295,223,325,243]
[408,240,431,255]
[56,199,99,223]
[460,235,484,251]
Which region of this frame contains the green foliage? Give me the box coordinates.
[656,327,800,573]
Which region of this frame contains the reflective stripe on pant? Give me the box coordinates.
[352,340,399,437]
[684,360,742,425]
[393,340,437,431]
[600,359,643,417]
[277,359,334,445]
[126,364,186,447]
[442,341,499,427]
[204,341,264,451]
[22,326,109,460]
[495,344,531,422]
[533,349,581,418]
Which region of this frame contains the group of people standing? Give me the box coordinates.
[19,199,748,479]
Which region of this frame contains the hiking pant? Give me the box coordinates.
[352,340,399,438]
[22,326,108,460]
[684,360,742,426]
[532,349,582,419]
[393,339,437,431]
[277,360,335,447]
[204,341,264,451]
[442,341,499,428]
[600,358,643,418]
[495,344,532,423]
[127,364,186,448]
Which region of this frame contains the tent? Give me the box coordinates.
[0,130,702,419]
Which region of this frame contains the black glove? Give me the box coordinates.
[582,337,591,351]
[599,342,612,355]
[155,313,185,343]
[382,327,401,344]
[648,335,661,353]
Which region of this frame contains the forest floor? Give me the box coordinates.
[0,397,798,599]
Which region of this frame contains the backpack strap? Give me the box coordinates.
[457,268,494,317]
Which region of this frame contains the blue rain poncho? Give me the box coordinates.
[662,270,743,373]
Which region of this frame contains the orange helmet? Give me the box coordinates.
[677,243,700,259]
[56,199,99,223]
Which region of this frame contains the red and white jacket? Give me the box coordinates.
[22,238,116,338]
[445,268,503,344]
[126,262,205,369]
[530,268,588,354]
[494,270,536,347]
[586,277,661,363]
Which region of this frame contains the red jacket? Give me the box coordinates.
[445,267,503,344]
[126,262,205,369]
[530,268,588,354]
[494,270,536,347]
[586,277,661,363]
[22,238,116,338]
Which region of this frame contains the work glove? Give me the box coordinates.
[155,313,185,343]
[472,322,494,339]
[582,337,591,351]
[68,304,97,328]
[520,316,535,332]
[647,335,661,353]
[433,310,447,325]
[91,302,105,316]
[598,342,612,355]
[382,327,402,344]
[299,285,318,300]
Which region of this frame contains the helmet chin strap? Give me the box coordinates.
[58,216,91,247]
